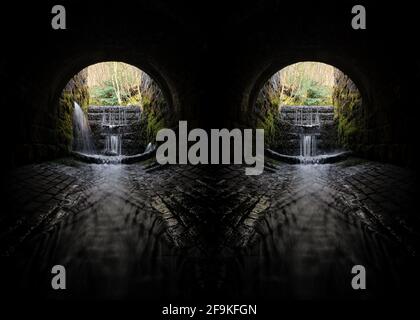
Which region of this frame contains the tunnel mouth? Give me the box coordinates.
[254,61,362,164]
[60,61,169,164]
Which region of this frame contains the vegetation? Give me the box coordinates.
[332,71,363,149]
[58,70,90,153]
[267,62,335,107]
[86,62,171,146]
[58,61,172,154]
[87,62,152,106]
[139,85,168,145]
[256,61,362,152]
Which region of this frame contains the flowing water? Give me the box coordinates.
[294,107,320,162]
[101,107,127,128]
[294,107,320,127]
[73,102,96,154]
[105,134,122,156]
[101,107,127,156]
[300,134,317,158]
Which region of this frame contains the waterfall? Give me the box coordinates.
[278,106,342,164]
[293,106,321,127]
[105,134,122,156]
[73,102,96,154]
[144,142,155,153]
[101,107,127,128]
[100,107,128,156]
[300,135,317,158]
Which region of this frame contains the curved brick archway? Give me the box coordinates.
[61,61,173,156]
[250,61,363,157]
[235,49,415,166]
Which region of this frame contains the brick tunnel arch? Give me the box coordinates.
[53,55,178,116]
[60,60,173,158]
[247,56,368,114]
[237,49,414,167]
[250,60,364,160]
[11,48,184,165]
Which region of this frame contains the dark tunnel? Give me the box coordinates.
[0,0,419,305]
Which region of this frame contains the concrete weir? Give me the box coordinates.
[71,148,156,164]
[274,105,345,163]
[265,148,352,164]
[87,106,142,156]
[279,105,338,156]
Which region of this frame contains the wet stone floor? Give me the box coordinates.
[0,157,419,300]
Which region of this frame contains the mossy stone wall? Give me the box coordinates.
[333,70,363,152]
[254,81,283,149]
[254,81,339,155]
[332,70,412,165]
[58,69,89,155]
[139,81,171,147]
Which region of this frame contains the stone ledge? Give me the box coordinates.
[265,148,352,164]
[71,148,156,164]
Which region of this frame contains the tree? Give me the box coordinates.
[87,62,143,106]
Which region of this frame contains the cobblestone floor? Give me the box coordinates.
[0,157,419,299]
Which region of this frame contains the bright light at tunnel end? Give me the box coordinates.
[155,121,265,175]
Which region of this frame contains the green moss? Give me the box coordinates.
[56,91,74,154]
[146,110,165,141]
[261,110,274,143]
[332,73,363,150]
[138,97,169,146]
[254,98,277,147]
[56,72,90,155]
[338,117,359,147]
[57,111,73,151]
[269,97,281,107]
